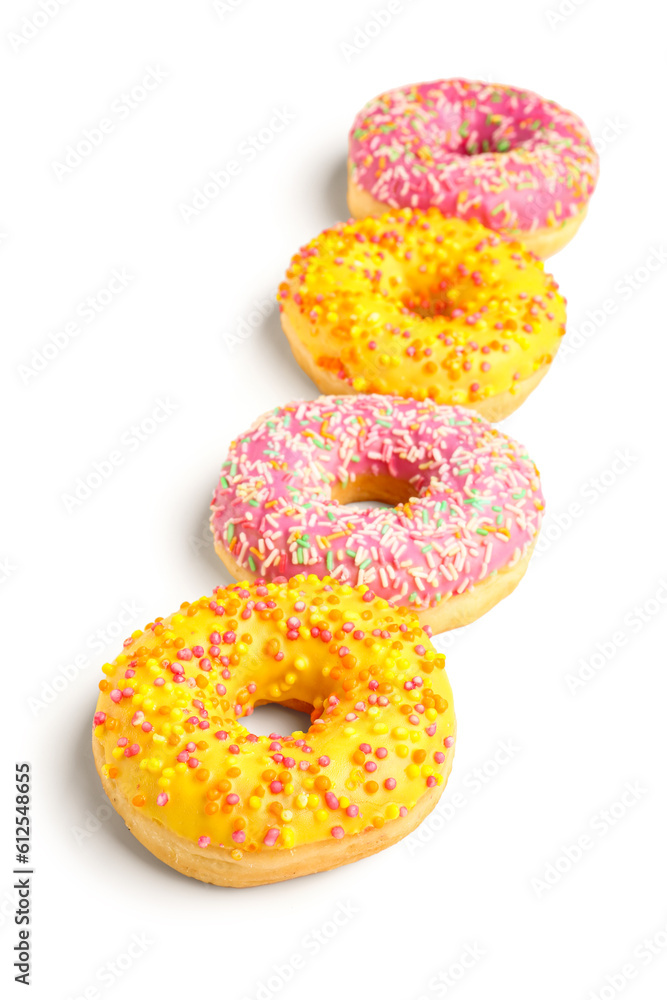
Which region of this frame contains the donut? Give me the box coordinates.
[210,395,544,633]
[348,79,599,258]
[92,576,456,887]
[278,208,566,420]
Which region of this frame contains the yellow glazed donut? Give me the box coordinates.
[278,209,567,422]
[92,576,456,887]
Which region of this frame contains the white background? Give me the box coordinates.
[2,1,666,998]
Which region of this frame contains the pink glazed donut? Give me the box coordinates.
[348,78,599,258]
[210,395,544,633]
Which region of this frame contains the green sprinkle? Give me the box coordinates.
[326,551,334,572]
[219,476,229,488]
[359,558,372,570]
[248,555,257,572]
[496,139,510,152]
[346,549,357,559]
[421,544,433,553]
[226,523,234,543]
[248,499,259,508]
[477,528,489,536]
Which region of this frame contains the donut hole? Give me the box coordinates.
[421,95,541,158]
[331,474,417,508]
[246,700,313,739]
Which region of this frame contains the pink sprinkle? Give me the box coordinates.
[434,752,445,763]
[214,730,228,741]
[156,793,168,806]
[364,761,377,773]
[331,826,345,839]
[269,781,282,793]
[318,756,330,767]
[93,712,106,726]
[109,689,122,703]
[426,776,437,787]
[444,736,455,748]
[226,793,239,805]
[198,836,211,848]
[384,778,397,790]
[325,792,339,810]
[187,757,199,768]
[232,830,246,844]
[229,744,239,754]
[264,827,280,847]
[209,632,221,644]
[375,747,388,759]
[117,737,128,747]
[346,804,359,818]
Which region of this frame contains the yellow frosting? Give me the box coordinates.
[93,575,455,855]
[278,208,566,406]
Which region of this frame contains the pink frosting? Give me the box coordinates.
[210,396,544,611]
[349,79,599,233]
